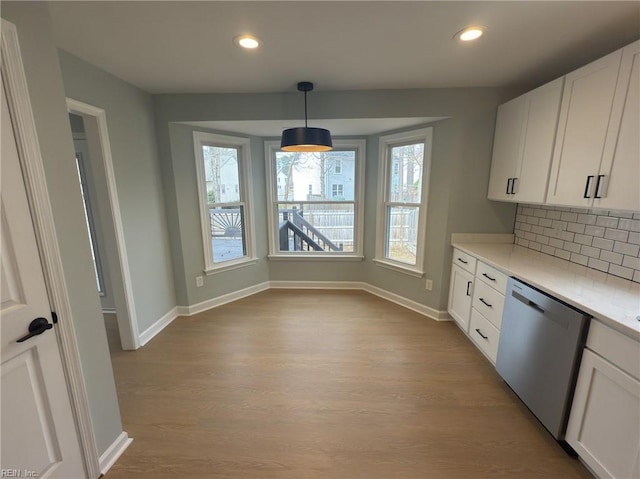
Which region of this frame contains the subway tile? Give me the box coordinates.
[563,242,582,254]
[516,238,529,248]
[596,216,619,228]
[622,255,640,270]
[628,232,640,245]
[538,218,553,228]
[599,250,623,265]
[514,221,522,230]
[543,227,557,237]
[555,249,571,260]
[587,257,609,273]
[561,212,578,222]
[552,220,568,231]
[516,214,527,223]
[574,234,593,246]
[556,207,572,212]
[577,214,597,225]
[515,229,526,239]
[520,223,532,232]
[567,223,585,234]
[571,253,589,266]
[581,245,601,259]
[549,238,564,249]
[609,264,634,280]
[584,225,605,237]
[634,213,640,220]
[559,231,575,242]
[536,235,550,245]
[534,209,547,218]
[590,208,608,215]
[592,237,614,251]
[526,216,539,225]
[570,208,590,214]
[525,232,537,242]
[531,225,545,235]
[634,270,640,283]
[605,228,630,242]
[608,210,634,219]
[522,207,535,216]
[546,210,562,220]
[529,241,542,252]
[541,245,556,256]
[618,218,640,232]
[517,206,524,214]
[613,241,639,256]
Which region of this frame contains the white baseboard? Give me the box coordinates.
[138,307,178,347]
[269,280,363,290]
[177,281,270,316]
[99,431,132,475]
[362,283,449,321]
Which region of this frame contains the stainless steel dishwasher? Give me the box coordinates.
[496,277,591,444]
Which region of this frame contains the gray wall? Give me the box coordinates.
[155,88,517,313]
[57,50,176,333]
[1,1,122,456]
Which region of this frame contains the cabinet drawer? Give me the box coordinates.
[472,280,506,330]
[476,261,508,295]
[587,320,640,380]
[469,309,501,364]
[452,249,477,274]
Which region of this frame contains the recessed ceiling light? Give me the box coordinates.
[233,34,260,49]
[455,26,484,42]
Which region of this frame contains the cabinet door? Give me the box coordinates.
[448,264,474,332]
[547,49,623,207]
[515,77,564,203]
[488,95,526,202]
[566,350,640,479]
[594,40,640,211]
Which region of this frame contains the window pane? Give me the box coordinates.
[385,206,419,265]
[210,205,246,263]
[203,145,240,203]
[277,203,354,253]
[275,151,355,201]
[388,143,424,203]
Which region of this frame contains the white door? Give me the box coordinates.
[1,77,85,477]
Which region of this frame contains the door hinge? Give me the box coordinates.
[51,311,58,324]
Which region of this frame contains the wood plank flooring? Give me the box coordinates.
[104,290,592,478]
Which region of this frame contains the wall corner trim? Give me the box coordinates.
[99,431,133,475]
[138,307,179,347]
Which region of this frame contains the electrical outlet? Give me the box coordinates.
[195,276,204,288]
[425,279,433,291]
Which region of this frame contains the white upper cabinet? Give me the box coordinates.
[593,41,640,211]
[488,77,563,203]
[547,40,640,210]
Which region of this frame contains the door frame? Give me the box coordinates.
[66,98,140,350]
[1,19,100,478]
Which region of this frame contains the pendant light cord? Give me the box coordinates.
[304,89,308,128]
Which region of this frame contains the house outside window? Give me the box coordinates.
[375,128,432,276]
[193,131,256,274]
[264,140,365,258]
[334,159,342,174]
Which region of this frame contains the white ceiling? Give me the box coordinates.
[48,1,640,95]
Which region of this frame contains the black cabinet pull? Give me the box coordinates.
[594,175,605,199]
[479,298,493,308]
[475,328,488,340]
[482,273,496,282]
[16,317,53,343]
[506,178,512,194]
[583,175,594,198]
[466,281,472,296]
[457,257,468,264]
[510,178,517,195]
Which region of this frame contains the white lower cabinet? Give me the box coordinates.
[448,263,474,332]
[566,322,640,479]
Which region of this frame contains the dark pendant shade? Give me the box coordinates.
[280,81,333,152]
[281,127,333,152]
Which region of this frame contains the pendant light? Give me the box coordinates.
[281,81,333,152]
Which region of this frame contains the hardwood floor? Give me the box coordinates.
[104,290,592,478]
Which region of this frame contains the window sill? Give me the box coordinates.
[204,258,258,276]
[373,258,424,278]
[267,254,364,262]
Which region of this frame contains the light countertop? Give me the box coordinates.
[452,241,640,341]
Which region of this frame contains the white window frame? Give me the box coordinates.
[193,131,256,274]
[334,159,342,174]
[374,127,433,277]
[264,139,366,260]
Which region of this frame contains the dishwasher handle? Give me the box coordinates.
[512,289,545,314]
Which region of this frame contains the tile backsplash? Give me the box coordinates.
[514,204,640,283]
